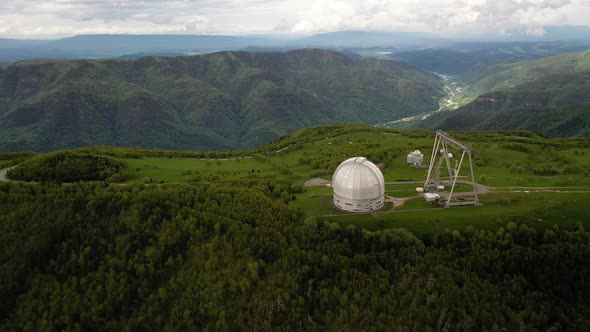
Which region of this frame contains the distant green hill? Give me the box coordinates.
[391,42,590,84]
[0,49,443,152]
[465,49,590,100]
[414,67,590,136]
[416,103,590,137]
[457,71,590,112]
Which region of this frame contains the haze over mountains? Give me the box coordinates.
[2,26,590,62]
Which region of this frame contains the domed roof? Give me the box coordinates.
[332,157,385,200]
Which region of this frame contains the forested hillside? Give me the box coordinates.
[415,70,590,135]
[408,48,590,135]
[0,49,443,152]
[456,71,590,112]
[416,103,590,136]
[1,182,588,330]
[463,49,590,100]
[392,42,590,85]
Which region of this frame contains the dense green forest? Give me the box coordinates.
[416,103,590,137]
[6,151,125,182]
[412,56,590,135]
[1,126,590,330]
[0,49,443,152]
[0,181,589,331]
[461,49,590,101]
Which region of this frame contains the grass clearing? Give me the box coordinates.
[111,125,590,236]
[123,157,281,183]
[322,192,590,237]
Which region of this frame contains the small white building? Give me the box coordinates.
[424,193,440,203]
[406,150,424,166]
[332,157,385,212]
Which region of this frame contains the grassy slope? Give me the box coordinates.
[0,50,443,152]
[27,124,585,236]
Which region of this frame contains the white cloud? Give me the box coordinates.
[0,0,588,38]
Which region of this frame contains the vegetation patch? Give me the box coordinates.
[0,182,588,330]
[7,151,126,182]
[0,152,36,169]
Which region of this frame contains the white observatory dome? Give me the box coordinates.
[332,157,385,212]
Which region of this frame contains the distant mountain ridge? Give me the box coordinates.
[0,49,443,152]
[3,26,590,62]
[0,32,449,62]
[392,41,590,84]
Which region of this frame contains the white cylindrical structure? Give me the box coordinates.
[332,157,385,212]
[416,187,424,193]
[407,150,424,165]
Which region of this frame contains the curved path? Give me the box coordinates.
[0,166,15,182]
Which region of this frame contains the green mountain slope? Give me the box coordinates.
[457,71,590,112]
[0,49,443,152]
[465,49,590,99]
[414,66,590,136]
[416,103,590,137]
[390,42,590,84]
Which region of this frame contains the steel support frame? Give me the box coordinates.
[425,131,479,207]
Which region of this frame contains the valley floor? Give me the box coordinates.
[378,73,468,128]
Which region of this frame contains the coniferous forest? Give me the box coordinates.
[1,181,588,331]
[3,3,590,331]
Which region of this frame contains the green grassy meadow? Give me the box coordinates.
[85,125,590,236]
[123,157,280,184]
[313,191,589,237]
[6,125,588,236]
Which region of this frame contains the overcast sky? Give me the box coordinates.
[1,0,589,39]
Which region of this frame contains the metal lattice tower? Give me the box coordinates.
[424,130,480,207]
[431,157,445,187]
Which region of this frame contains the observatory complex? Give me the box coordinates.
[406,150,424,166]
[330,131,478,213]
[332,157,385,212]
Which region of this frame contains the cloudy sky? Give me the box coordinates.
[0,0,589,39]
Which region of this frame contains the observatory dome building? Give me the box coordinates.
[332,157,385,212]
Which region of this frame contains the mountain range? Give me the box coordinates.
[0,49,443,152]
[0,32,448,62]
[2,31,590,151]
[2,26,590,62]
[414,49,590,135]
